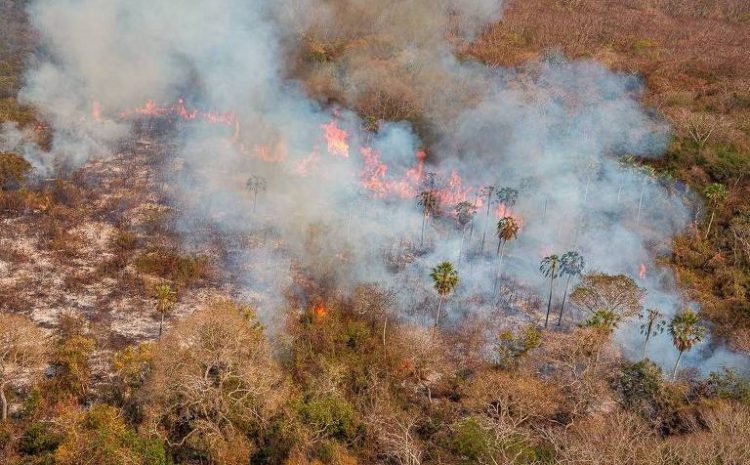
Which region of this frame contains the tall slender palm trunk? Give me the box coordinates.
[705,208,716,239]
[544,276,556,328]
[435,297,444,327]
[493,240,507,297]
[480,200,491,252]
[457,226,467,268]
[636,183,646,225]
[672,350,684,381]
[159,314,164,340]
[557,274,573,326]
[420,212,428,247]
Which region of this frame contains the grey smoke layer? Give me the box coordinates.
[8,0,746,375]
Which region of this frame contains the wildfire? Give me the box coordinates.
[322,120,350,157]
[313,302,327,321]
[126,99,236,127]
[639,263,647,280]
[122,104,515,223]
[91,100,101,121]
[495,203,524,230]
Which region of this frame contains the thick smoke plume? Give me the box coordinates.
[6,0,746,374]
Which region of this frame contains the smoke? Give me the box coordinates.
[10,0,746,374]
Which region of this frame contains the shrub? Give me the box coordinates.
[0,151,31,188]
[299,395,357,440]
[134,247,210,285]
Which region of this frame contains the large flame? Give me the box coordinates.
[121,101,523,224]
[322,120,350,157]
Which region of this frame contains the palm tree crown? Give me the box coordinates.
[496,217,519,243]
[496,187,519,211]
[540,254,561,279]
[560,251,585,277]
[455,201,477,228]
[430,261,459,297]
[669,310,705,353]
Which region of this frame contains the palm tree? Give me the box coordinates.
[155,282,177,340]
[704,183,728,239]
[557,251,585,326]
[540,255,561,328]
[454,201,477,267]
[417,190,440,247]
[430,261,459,328]
[246,175,267,212]
[493,216,519,295]
[639,308,665,359]
[495,187,519,215]
[479,185,495,253]
[668,310,705,380]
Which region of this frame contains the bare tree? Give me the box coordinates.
[570,273,645,331]
[144,301,284,464]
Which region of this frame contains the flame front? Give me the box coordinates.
[313,303,327,321]
[322,120,350,157]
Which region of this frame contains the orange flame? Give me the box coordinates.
[639,263,646,280]
[495,203,524,230]
[313,303,327,321]
[91,101,101,121]
[322,120,349,157]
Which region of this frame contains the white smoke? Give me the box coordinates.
[10,0,746,375]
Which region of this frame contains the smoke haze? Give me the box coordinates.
[7,0,746,374]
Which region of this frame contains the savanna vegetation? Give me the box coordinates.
[1,1,749,464]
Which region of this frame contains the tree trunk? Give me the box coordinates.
[382,315,388,347]
[642,332,651,360]
[542,198,548,223]
[434,297,444,328]
[636,184,646,225]
[544,276,556,328]
[420,213,427,247]
[1,383,7,421]
[481,200,491,253]
[457,226,466,268]
[493,240,507,297]
[159,313,164,340]
[253,190,258,212]
[705,208,716,239]
[557,274,573,326]
[672,350,684,381]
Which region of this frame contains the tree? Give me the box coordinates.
[0,313,48,421]
[639,308,665,359]
[245,175,267,212]
[154,283,177,340]
[570,273,645,331]
[540,255,561,328]
[704,183,728,239]
[479,185,495,253]
[669,310,705,381]
[493,217,519,296]
[557,251,585,326]
[430,261,459,328]
[454,200,477,267]
[495,187,519,215]
[144,301,284,465]
[417,188,440,248]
